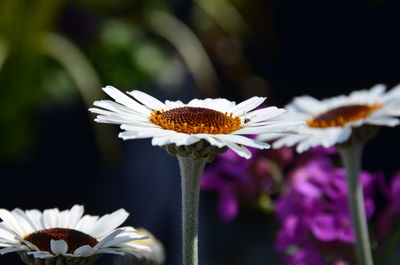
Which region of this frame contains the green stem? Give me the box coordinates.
[339,144,374,265]
[177,156,206,265]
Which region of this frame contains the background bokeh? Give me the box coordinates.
[1,0,400,264]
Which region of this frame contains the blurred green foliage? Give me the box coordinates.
[0,0,266,158]
[0,0,67,157]
[0,0,173,158]
[89,20,169,90]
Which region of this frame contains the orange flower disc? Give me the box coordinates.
[150,107,242,134]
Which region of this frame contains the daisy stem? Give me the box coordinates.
[177,156,206,265]
[339,143,374,265]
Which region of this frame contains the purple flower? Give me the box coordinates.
[275,214,309,251]
[202,149,258,222]
[202,147,291,222]
[275,154,378,264]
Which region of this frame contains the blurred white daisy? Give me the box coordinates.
[259,84,400,152]
[114,228,164,265]
[0,205,150,265]
[90,86,300,159]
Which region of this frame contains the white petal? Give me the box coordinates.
[369,84,386,98]
[118,132,158,140]
[102,86,151,115]
[293,127,350,152]
[151,135,173,146]
[72,245,96,257]
[202,98,236,112]
[214,134,270,149]
[296,132,326,151]
[119,122,161,130]
[41,208,59,229]
[229,97,266,116]
[94,229,126,249]
[256,133,287,142]
[127,90,167,110]
[0,224,18,241]
[88,209,129,238]
[92,100,148,118]
[0,247,25,254]
[16,238,40,251]
[321,127,351,145]
[233,122,301,135]
[155,132,200,146]
[223,141,252,158]
[29,251,54,259]
[384,83,400,100]
[244,107,286,123]
[195,135,226,148]
[65,205,84,229]
[243,119,304,127]
[187,99,207,108]
[50,240,68,255]
[10,209,35,235]
[94,114,151,126]
[291,95,325,114]
[120,124,167,135]
[272,134,306,149]
[0,209,25,237]
[119,128,173,140]
[25,210,43,231]
[165,100,185,109]
[378,105,400,116]
[119,242,152,252]
[98,236,139,249]
[0,237,21,246]
[296,138,317,153]
[152,133,199,146]
[366,117,400,127]
[75,215,99,234]
[57,210,69,228]
[92,248,125,255]
[175,135,200,146]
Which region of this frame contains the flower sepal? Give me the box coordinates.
[336,125,379,148]
[18,252,100,265]
[162,139,228,162]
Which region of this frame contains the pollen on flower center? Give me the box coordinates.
[307,104,382,128]
[23,228,98,254]
[150,107,242,134]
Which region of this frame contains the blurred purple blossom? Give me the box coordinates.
[275,153,377,265]
[202,144,400,265]
[201,145,336,222]
[201,147,293,222]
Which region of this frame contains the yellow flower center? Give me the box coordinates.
[150,107,242,134]
[307,104,382,128]
[23,228,98,254]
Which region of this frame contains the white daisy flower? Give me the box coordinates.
[114,228,164,265]
[89,86,300,159]
[259,84,400,153]
[0,205,151,265]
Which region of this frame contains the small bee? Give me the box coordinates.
[242,111,251,124]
